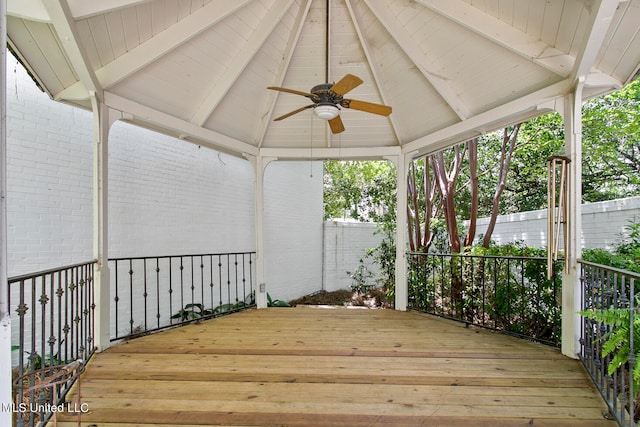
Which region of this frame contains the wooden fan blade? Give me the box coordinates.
[274,105,314,121]
[342,99,392,116]
[329,74,363,96]
[328,116,345,134]
[267,86,314,98]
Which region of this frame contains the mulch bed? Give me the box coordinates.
[289,288,393,309]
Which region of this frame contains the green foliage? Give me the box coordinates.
[369,225,396,287]
[171,303,214,321]
[267,293,291,307]
[347,258,374,294]
[580,306,640,397]
[323,160,396,222]
[21,351,68,371]
[409,242,561,345]
[172,298,253,321]
[579,220,640,401]
[582,80,640,202]
[582,216,640,274]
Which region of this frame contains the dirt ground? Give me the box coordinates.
[289,288,393,309]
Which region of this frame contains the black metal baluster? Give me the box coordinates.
[226,254,231,307]
[218,255,223,307]
[143,258,148,332]
[155,258,161,329]
[249,253,254,303]
[48,272,56,369]
[180,256,185,319]
[113,260,119,338]
[89,263,96,355]
[520,258,525,336]
[190,256,195,318]
[234,254,239,304]
[200,255,205,314]
[74,266,81,359]
[169,257,174,325]
[628,276,636,425]
[209,255,215,311]
[51,269,67,360]
[480,257,487,326]
[16,279,27,425]
[128,259,134,336]
[241,253,247,304]
[468,256,474,323]
[79,265,87,359]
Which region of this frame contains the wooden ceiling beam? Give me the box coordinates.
[257,0,312,148]
[43,0,102,98]
[364,0,470,121]
[105,91,259,157]
[570,0,622,83]
[66,0,148,20]
[54,0,251,101]
[191,0,296,127]
[415,0,574,78]
[346,0,402,143]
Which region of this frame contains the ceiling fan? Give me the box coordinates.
[267,74,392,134]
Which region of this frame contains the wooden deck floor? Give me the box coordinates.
[55,306,614,427]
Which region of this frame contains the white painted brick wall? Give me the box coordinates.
[264,161,324,301]
[322,220,383,292]
[471,196,640,250]
[6,58,94,275]
[5,53,323,353]
[6,53,322,285]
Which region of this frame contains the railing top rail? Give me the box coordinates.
[407,252,550,262]
[108,251,256,262]
[8,259,98,283]
[578,259,640,280]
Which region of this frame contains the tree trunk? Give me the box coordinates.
[482,124,521,248]
[464,138,479,247]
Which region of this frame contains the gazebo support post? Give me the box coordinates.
[560,82,584,359]
[91,95,116,351]
[385,154,409,311]
[246,154,276,309]
[1,0,13,423]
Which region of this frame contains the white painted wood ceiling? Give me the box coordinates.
[6,0,640,159]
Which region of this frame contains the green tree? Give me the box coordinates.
[323,160,395,222]
[582,80,640,201]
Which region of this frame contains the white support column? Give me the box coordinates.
[245,154,276,309]
[385,154,409,311]
[561,82,584,359]
[91,94,116,351]
[1,0,13,423]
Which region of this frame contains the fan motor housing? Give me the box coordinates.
[310,83,341,104]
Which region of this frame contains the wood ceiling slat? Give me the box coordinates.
[105,11,128,59]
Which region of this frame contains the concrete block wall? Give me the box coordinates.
[472,196,640,251]
[322,220,383,292]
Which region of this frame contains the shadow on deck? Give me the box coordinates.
[55,307,614,427]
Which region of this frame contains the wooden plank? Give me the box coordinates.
[50,308,615,427]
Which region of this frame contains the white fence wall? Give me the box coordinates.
[471,196,640,250]
[322,220,383,292]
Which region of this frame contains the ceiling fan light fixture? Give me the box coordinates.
[314,104,339,120]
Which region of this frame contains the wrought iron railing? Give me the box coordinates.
[109,252,256,340]
[579,260,639,427]
[8,260,96,426]
[407,252,562,346]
